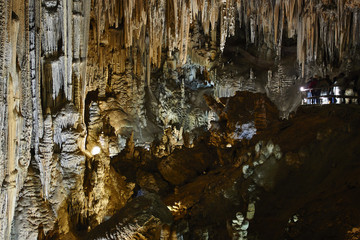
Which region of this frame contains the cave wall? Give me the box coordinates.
[0,1,32,239]
[0,0,359,239]
[0,0,92,239]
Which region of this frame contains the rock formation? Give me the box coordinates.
[0,0,360,239]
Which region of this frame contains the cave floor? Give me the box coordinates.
[87,101,360,240]
[159,104,360,239]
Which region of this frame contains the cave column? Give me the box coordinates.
[0,1,33,239]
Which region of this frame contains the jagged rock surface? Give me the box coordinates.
[0,0,360,240]
[85,193,173,240]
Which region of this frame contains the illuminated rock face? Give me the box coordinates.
[0,0,360,239]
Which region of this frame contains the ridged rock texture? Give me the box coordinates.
[0,0,359,239]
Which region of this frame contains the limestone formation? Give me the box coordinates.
[0,0,360,239]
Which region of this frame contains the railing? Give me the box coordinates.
[300,87,360,105]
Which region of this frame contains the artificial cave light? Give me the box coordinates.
[91,146,101,156]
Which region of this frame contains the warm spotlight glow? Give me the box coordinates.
[91,146,101,155]
[300,87,305,92]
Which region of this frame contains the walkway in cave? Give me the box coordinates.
[301,89,360,105]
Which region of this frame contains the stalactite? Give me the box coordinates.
[38,114,53,200]
[88,0,360,82]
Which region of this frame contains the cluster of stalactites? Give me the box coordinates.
[93,0,360,70]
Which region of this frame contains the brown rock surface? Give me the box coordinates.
[158,143,217,186]
[85,193,173,240]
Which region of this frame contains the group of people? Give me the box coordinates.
[302,73,360,105]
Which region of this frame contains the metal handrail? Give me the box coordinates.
[301,86,342,91]
[304,95,360,99]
